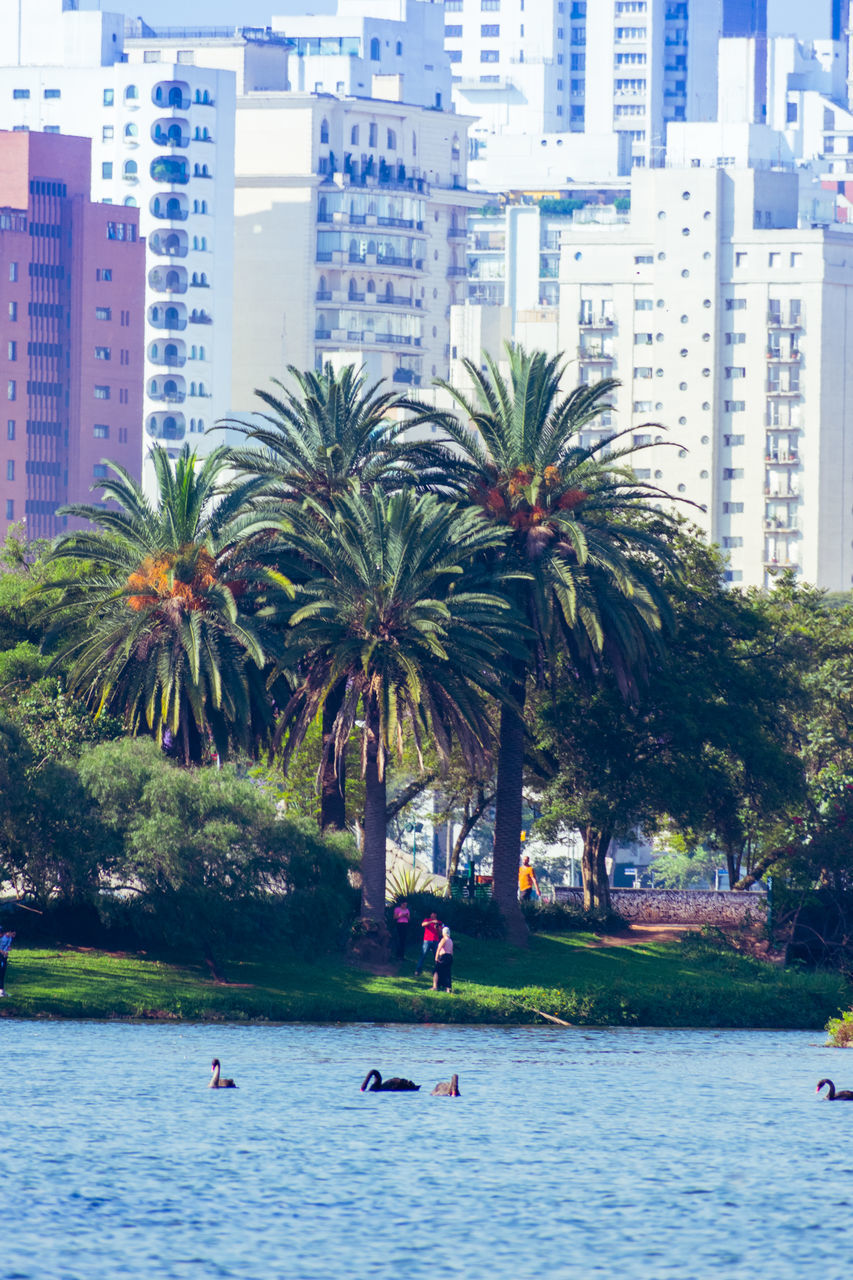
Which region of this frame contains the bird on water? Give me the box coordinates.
[816,1078,853,1100]
[209,1058,237,1089]
[361,1069,420,1092]
[431,1074,460,1096]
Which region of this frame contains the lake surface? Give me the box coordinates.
[2,1022,850,1280]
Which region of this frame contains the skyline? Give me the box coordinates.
[109,0,831,40]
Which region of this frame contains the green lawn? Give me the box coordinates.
[1,931,849,1028]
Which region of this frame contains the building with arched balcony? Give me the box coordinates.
[0,0,236,484]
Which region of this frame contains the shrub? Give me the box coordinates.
[826,1009,853,1047]
[395,891,506,940]
[522,901,629,934]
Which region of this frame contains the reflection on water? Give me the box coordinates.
[2,1022,849,1280]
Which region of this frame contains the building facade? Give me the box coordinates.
[229,93,475,410]
[0,0,236,466]
[0,130,144,541]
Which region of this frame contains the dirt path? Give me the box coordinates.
[587,923,695,948]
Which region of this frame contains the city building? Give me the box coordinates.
[227,92,476,407]
[0,130,145,542]
[0,0,236,467]
[270,0,450,109]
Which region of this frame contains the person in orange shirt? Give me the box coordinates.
[518,855,540,902]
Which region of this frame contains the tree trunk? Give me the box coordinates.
[320,679,347,832]
[448,787,493,879]
[360,696,387,924]
[581,826,612,916]
[492,678,529,946]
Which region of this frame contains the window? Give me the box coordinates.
[7,381,15,401]
[634,333,652,345]
[634,299,653,311]
[102,162,113,180]
[118,427,128,444]
[177,50,195,64]
[124,85,138,101]
[95,307,111,321]
[481,50,499,61]
[481,0,500,8]
[102,125,114,142]
[144,50,161,62]
[790,252,802,268]
[93,424,110,439]
[387,128,396,149]
[103,89,114,106]
[724,434,745,447]
[633,400,653,412]
[6,420,14,440]
[12,89,30,100]
[44,89,61,99]
[723,502,744,514]
[726,366,745,378]
[725,332,746,345]
[95,347,111,361]
[7,342,15,361]
[725,298,746,310]
[722,536,744,548]
[769,252,780,267]
[320,118,329,144]
[6,461,13,481]
[633,367,652,379]
[4,500,12,521]
[9,263,17,283]
[369,122,378,147]
[93,464,108,478]
[44,126,60,134]
[481,23,500,34]
[723,468,744,480]
[724,400,745,412]
[445,24,462,35]
[94,386,110,400]
[96,268,113,282]
[735,252,747,266]
[634,255,653,264]
[370,37,381,60]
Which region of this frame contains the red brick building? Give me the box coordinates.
[0,130,145,541]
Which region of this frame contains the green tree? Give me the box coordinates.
[42,444,287,765]
[269,487,519,936]
[424,345,680,938]
[532,535,801,909]
[224,363,450,831]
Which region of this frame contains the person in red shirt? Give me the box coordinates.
[414,911,443,976]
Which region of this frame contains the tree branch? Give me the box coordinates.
[385,771,438,823]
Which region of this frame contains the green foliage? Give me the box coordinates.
[400,890,507,940]
[521,901,629,934]
[76,738,356,960]
[825,1008,853,1047]
[386,864,441,901]
[535,197,584,217]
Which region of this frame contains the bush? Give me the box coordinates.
[522,901,629,934]
[826,1008,853,1047]
[393,891,506,940]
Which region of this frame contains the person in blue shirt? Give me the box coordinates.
[0,930,15,997]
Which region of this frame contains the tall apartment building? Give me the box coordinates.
[555,166,853,591]
[0,0,236,466]
[229,93,475,406]
[445,0,725,168]
[0,130,145,542]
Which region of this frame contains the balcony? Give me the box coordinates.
[579,316,615,329]
[766,419,802,431]
[768,310,804,328]
[148,375,186,404]
[150,193,188,221]
[392,368,421,385]
[149,266,187,294]
[763,489,799,499]
[766,383,801,396]
[146,410,186,441]
[765,453,799,464]
[151,156,189,186]
[149,229,188,258]
[447,265,468,278]
[315,290,333,301]
[448,226,468,239]
[763,520,799,533]
[148,302,188,332]
[152,81,191,111]
[151,118,190,148]
[766,349,801,362]
[148,339,186,368]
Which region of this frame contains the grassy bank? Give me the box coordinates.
[0,930,849,1028]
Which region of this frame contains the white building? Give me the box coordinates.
[447,0,723,170]
[0,1,236,466]
[271,0,451,110]
[229,93,476,407]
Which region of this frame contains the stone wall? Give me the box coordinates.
[554,886,767,925]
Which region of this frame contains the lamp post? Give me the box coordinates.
[403,820,424,871]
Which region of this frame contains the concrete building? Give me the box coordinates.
[270,0,451,110]
[446,0,725,170]
[228,92,476,407]
[0,0,236,466]
[0,130,145,542]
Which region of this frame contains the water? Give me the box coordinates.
[2,1022,851,1280]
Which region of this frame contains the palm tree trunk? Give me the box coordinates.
[492,677,529,946]
[361,696,387,924]
[320,678,347,832]
[581,825,612,916]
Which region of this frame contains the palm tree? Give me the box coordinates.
[426,345,681,938]
[42,444,287,765]
[269,487,520,929]
[223,362,452,831]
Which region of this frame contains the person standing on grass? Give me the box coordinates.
[414,911,443,976]
[0,929,15,997]
[518,855,540,902]
[393,899,410,961]
[433,927,454,992]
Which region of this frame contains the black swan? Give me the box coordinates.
[209,1058,237,1089]
[361,1069,420,1092]
[431,1074,460,1097]
[817,1078,853,1100]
